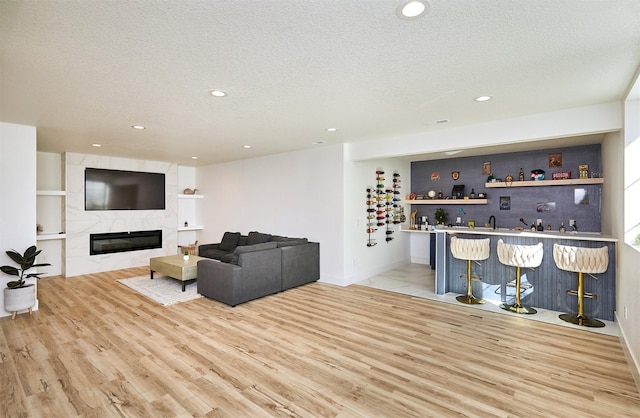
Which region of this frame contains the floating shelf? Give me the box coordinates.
[36,233,66,241]
[404,199,488,205]
[178,194,204,199]
[36,190,66,196]
[178,226,203,231]
[485,178,603,188]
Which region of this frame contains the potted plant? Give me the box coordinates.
[434,208,448,225]
[1,245,50,319]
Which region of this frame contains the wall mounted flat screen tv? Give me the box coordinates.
[85,168,166,210]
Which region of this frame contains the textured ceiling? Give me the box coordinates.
[1,0,639,166]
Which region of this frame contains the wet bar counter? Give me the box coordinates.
[401,227,617,321]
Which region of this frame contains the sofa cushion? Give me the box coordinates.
[270,235,289,242]
[199,248,231,261]
[234,241,277,254]
[246,231,272,245]
[219,253,236,264]
[275,238,308,247]
[219,232,241,251]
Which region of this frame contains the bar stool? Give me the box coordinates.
[496,239,543,314]
[553,243,609,328]
[450,237,490,304]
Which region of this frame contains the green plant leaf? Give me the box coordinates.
[1,266,19,276]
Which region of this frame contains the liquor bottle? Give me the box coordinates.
[519,168,525,181]
[537,221,544,231]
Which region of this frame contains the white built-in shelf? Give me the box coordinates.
[178,226,203,231]
[405,199,488,205]
[36,233,66,241]
[37,190,66,196]
[178,194,204,199]
[485,178,604,188]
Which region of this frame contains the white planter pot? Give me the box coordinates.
[4,284,36,319]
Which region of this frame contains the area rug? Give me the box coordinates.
[117,275,202,306]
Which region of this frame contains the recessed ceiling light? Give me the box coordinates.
[92,143,101,147]
[131,125,146,130]
[243,145,252,149]
[474,95,492,102]
[312,141,326,145]
[210,90,227,97]
[326,128,337,132]
[396,0,429,20]
[191,156,198,160]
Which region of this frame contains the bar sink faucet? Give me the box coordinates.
[488,215,496,230]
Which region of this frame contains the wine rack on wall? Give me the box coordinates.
[366,169,404,247]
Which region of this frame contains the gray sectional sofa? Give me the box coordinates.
[197,231,320,306]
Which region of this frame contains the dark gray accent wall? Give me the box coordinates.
[411,144,602,232]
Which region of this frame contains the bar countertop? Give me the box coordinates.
[399,225,618,242]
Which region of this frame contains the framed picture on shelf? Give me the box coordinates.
[482,161,491,175]
[548,152,562,167]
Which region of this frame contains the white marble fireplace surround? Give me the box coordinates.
[65,152,178,277]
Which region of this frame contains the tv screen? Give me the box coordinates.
[85,168,166,210]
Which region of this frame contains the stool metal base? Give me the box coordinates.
[456,295,485,305]
[559,313,605,328]
[500,303,537,315]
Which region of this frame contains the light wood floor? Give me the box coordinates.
[2,267,639,417]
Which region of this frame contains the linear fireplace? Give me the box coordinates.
[90,230,162,255]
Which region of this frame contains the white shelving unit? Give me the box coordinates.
[177,193,204,236]
[36,152,66,276]
[36,190,66,241]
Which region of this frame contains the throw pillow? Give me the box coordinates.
[246,231,272,245]
[219,232,241,251]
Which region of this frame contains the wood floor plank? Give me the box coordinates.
[0,266,638,417]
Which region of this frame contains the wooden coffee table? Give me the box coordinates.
[149,254,207,291]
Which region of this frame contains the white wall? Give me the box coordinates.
[617,80,640,383]
[64,152,178,277]
[342,157,411,284]
[197,145,346,285]
[1,122,37,317]
[346,102,622,161]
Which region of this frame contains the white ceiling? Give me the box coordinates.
[1,0,639,166]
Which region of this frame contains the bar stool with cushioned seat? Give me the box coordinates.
[450,236,490,305]
[553,243,609,328]
[496,239,543,314]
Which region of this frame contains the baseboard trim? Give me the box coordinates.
[615,311,640,394]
